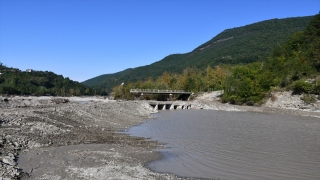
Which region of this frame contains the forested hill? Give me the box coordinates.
[111,14,320,104]
[83,15,314,92]
[0,63,105,96]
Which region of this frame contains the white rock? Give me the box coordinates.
[2,156,17,166]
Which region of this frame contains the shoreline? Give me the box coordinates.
[191,91,320,118]
[1,92,320,179]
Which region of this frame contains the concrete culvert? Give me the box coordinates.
[158,104,164,110]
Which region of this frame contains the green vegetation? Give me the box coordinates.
[113,14,320,106]
[112,66,230,100]
[301,94,317,104]
[83,16,314,92]
[0,64,106,96]
[221,13,320,105]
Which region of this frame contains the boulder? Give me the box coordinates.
[2,156,17,166]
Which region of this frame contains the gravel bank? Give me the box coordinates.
[192,91,320,117]
[0,96,181,179]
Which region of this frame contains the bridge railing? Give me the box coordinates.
[130,89,187,93]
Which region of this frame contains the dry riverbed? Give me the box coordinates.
[1,91,320,179]
[0,96,183,179]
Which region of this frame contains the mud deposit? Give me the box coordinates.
[18,144,163,179]
[0,96,180,179]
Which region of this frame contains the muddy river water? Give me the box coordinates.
[126,110,320,180]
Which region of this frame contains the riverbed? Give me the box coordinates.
[1,97,177,179]
[126,110,320,180]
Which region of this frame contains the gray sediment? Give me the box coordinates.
[0,96,181,179]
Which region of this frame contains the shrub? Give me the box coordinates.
[301,94,316,104]
[292,80,313,94]
[222,95,244,105]
[246,96,263,106]
[313,81,320,94]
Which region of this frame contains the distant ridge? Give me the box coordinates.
[0,63,104,96]
[82,16,314,92]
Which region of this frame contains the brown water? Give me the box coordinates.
[126,110,320,180]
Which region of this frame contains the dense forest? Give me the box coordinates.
[113,14,320,105]
[83,16,314,92]
[0,64,106,96]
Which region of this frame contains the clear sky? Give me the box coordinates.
[0,0,319,82]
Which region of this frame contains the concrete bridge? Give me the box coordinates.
[130,89,193,101]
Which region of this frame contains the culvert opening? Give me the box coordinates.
[150,104,156,109]
[158,104,165,110]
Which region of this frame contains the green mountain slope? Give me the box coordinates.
[83,16,314,92]
[221,13,320,105]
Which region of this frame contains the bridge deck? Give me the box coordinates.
[130,89,193,94]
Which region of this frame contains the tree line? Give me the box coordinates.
[0,65,107,96]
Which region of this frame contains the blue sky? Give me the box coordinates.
[0,0,319,82]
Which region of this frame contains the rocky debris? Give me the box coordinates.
[264,91,320,111]
[51,98,69,104]
[2,153,17,166]
[3,156,16,166]
[0,96,168,179]
[191,91,241,111]
[0,163,22,179]
[0,96,53,108]
[194,91,320,118]
[0,133,29,178]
